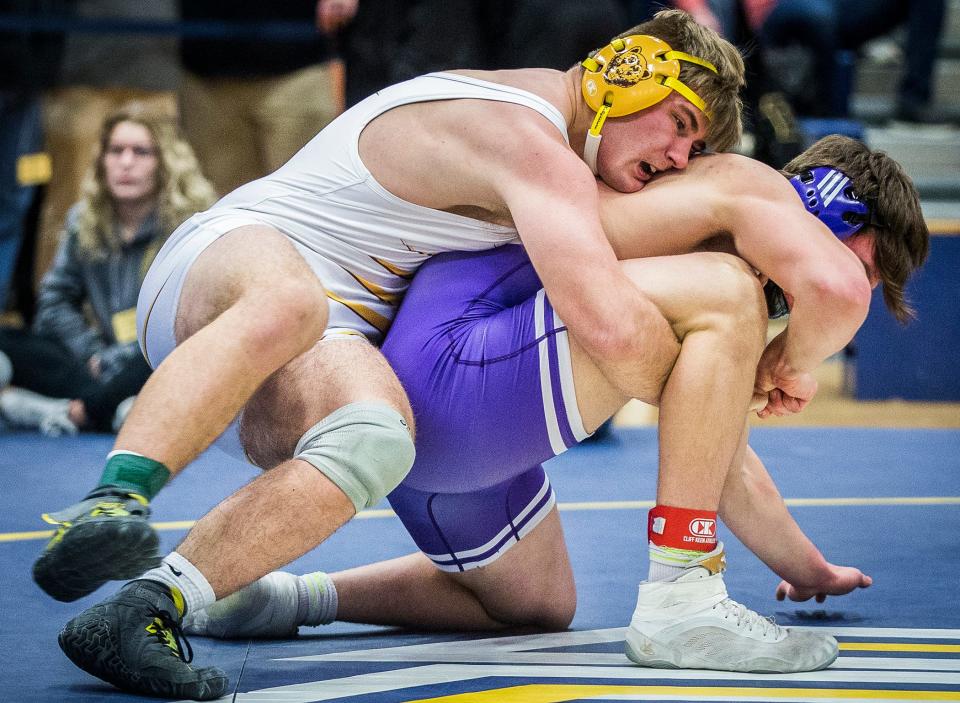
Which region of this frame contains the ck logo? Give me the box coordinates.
[689,519,716,537]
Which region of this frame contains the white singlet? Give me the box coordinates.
[137,72,569,367]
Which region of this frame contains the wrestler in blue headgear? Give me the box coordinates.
[765,166,876,318]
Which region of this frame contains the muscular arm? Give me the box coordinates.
[719,436,872,600]
[360,96,678,400]
[599,154,873,376]
[724,162,873,414]
[498,129,680,402]
[726,183,872,375]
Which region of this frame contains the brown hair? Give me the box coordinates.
[610,9,745,152]
[782,135,929,322]
[77,103,217,259]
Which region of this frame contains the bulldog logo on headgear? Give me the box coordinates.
[604,49,652,87]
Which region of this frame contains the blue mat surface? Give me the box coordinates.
[2,427,959,702]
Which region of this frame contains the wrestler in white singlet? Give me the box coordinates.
[137,72,570,367]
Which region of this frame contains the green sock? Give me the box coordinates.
[98,451,170,501]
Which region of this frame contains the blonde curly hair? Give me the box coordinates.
[76,103,217,259]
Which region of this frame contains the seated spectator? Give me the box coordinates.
[36,0,179,295]
[756,0,947,121]
[0,104,215,436]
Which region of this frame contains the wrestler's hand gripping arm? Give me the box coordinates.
[728,184,872,418]
[592,155,873,415]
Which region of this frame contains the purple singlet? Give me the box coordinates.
[382,244,591,570]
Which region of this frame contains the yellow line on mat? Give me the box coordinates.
[840,642,960,653]
[405,684,960,702]
[556,497,960,511]
[3,497,959,543]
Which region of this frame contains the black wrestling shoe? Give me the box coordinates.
[33,485,160,601]
[59,579,229,701]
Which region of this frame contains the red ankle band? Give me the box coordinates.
[648,504,718,551]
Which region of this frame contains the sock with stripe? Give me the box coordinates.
[297,571,339,626]
[647,504,718,581]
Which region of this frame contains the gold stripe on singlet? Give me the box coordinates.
[373,257,416,279]
[345,269,405,306]
[325,290,391,334]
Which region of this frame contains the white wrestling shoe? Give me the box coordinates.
[184,571,301,639]
[625,544,838,673]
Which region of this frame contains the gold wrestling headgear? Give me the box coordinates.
[581,35,717,173]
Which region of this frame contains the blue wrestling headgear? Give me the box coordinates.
[788,166,871,240]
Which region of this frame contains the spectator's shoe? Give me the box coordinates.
[33,485,160,602]
[185,571,301,639]
[38,404,80,437]
[625,544,838,673]
[112,395,137,433]
[59,579,228,701]
[0,387,78,436]
[0,350,12,390]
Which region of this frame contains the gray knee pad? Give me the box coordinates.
[294,402,415,511]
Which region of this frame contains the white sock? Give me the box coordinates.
[297,571,338,626]
[647,543,702,582]
[142,552,216,617]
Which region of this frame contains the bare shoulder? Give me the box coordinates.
[441,96,584,187]
[358,70,584,219]
[689,153,798,203]
[365,68,575,172]
[693,154,825,265]
[448,67,574,120]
